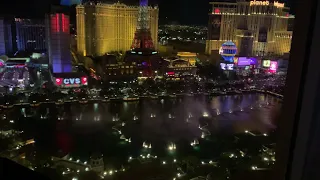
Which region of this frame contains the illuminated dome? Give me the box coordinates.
[219,41,237,62]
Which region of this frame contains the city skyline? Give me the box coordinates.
[0,1,303,180]
[0,0,295,25]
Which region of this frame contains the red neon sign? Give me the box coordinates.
[55,77,88,87]
[62,14,65,33]
[56,14,60,32]
[81,77,88,85]
[55,78,63,86]
[62,14,69,33]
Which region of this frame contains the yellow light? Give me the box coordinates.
[162,161,166,164]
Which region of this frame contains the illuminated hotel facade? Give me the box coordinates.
[76,2,159,56]
[206,0,294,57]
[15,18,46,51]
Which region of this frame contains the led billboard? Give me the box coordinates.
[263,60,271,67]
[238,57,251,66]
[237,57,257,66]
[270,61,278,72]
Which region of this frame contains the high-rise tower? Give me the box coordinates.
[15,18,46,51]
[131,0,154,49]
[0,18,13,55]
[45,13,72,73]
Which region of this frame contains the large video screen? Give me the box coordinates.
[263,60,271,67]
[237,57,257,66]
[238,57,251,66]
[270,61,278,71]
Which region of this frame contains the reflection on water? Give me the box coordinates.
[14,93,281,162]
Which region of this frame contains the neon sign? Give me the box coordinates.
[274,1,285,8]
[250,0,269,6]
[220,63,234,71]
[249,1,284,8]
[55,77,88,87]
[55,78,63,86]
[63,78,81,85]
[81,77,88,85]
[226,64,234,70]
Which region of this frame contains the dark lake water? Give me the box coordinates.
[11,93,282,167]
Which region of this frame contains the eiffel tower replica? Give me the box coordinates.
[131,0,154,49]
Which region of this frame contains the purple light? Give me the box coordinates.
[237,57,251,66]
[140,0,148,6]
[270,61,278,71]
[237,57,257,66]
[250,58,257,65]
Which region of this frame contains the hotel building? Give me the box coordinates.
[0,18,14,55]
[76,2,159,56]
[206,0,294,56]
[15,18,46,51]
[45,13,72,73]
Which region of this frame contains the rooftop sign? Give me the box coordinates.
[249,1,285,8]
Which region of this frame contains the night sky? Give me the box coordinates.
[0,0,294,25]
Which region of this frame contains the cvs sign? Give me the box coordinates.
[63,78,81,85]
[55,76,88,87]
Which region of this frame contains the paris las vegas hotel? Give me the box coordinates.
[206,0,294,57]
[76,2,158,56]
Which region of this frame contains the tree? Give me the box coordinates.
[180,156,199,173]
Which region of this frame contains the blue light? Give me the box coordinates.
[140,0,148,6]
[60,0,81,6]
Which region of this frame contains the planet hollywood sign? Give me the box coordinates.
[55,77,88,87]
[250,1,285,8]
